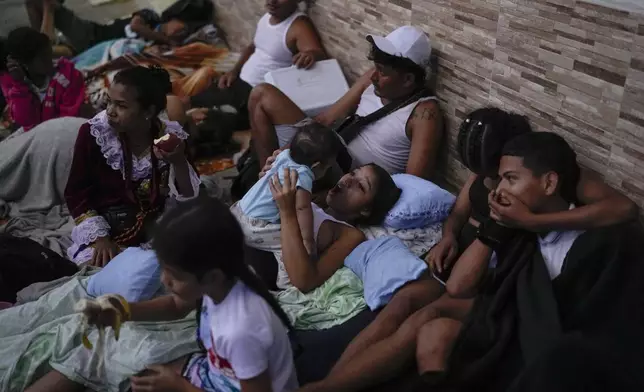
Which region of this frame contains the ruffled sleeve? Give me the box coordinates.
[67,212,111,263]
[72,213,110,245]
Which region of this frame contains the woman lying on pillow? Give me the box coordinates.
[64,66,200,267]
[259,156,402,293]
[300,107,639,392]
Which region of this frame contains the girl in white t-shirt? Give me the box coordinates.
[82,198,298,392]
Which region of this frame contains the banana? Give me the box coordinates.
[75,294,130,352]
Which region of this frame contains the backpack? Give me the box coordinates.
[0,234,79,303]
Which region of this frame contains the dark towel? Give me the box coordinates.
[444,223,644,391]
[507,330,644,392]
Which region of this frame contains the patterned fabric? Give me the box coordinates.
[84,41,239,110]
[230,203,282,253]
[183,353,239,392]
[360,222,443,257]
[73,38,147,71]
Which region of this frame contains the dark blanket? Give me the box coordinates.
[506,329,644,392]
[445,223,644,391]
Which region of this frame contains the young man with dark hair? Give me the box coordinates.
[247,26,443,179]
[413,131,644,391]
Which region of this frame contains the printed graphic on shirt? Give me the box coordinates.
[198,300,242,392]
[54,72,70,88]
[208,334,237,379]
[185,353,241,392]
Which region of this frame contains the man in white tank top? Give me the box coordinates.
[248,26,443,180]
[185,0,326,144]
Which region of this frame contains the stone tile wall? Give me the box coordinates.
[215,0,644,208]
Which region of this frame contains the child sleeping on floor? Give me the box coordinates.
[78,198,298,392]
[231,122,342,255]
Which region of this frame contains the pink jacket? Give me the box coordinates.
[0,58,86,131]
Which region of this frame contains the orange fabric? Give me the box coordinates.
[195,158,234,175]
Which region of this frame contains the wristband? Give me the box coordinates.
[476,219,516,251]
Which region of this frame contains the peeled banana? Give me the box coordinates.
[75,294,131,350]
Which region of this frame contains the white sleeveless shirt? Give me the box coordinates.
[347,85,437,174]
[275,204,351,289]
[239,12,306,87]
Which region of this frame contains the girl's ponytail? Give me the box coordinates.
[236,264,294,332]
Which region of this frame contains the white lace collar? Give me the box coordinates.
[88,110,189,181]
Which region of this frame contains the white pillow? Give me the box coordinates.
[384,174,456,229]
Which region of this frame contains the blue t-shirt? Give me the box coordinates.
[239,150,314,222]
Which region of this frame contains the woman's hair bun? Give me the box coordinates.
[456,107,533,175]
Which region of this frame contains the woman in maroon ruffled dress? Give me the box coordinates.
[65,66,201,266]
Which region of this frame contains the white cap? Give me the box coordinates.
[367,26,432,68]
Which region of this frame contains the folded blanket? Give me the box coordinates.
[0,117,84,217]
[0,117,86,255]
[0,269,198,392]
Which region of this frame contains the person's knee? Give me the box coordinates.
[416,318,461,365]
[397,305,441,340]
[248,83,279,109]
[419,318,457,343]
